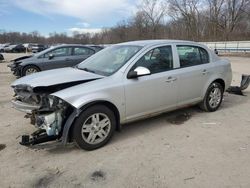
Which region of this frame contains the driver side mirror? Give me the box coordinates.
[127,66,151,79]
[48,54,54,60]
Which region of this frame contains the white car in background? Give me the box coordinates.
[11,40,232,150]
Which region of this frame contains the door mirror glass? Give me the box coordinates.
[49,54,54,59]
[127,66,151,79]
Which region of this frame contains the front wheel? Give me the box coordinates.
[22,65,40,76]
[73,105,116,150]
[200,82,223,112]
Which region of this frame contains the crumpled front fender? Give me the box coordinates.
[61,108,81,145]
[50,77,125,122]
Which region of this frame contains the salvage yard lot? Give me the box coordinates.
[0,53,250,188]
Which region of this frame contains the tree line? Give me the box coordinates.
[0,0,249,45]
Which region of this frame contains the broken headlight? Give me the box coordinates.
[47,95,64,108]
[35,95,68,136]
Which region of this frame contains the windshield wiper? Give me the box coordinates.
[79,67,96,73]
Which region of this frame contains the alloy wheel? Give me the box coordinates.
[25,68,38,75]
[208,87,222,108]
[81,113,111,145]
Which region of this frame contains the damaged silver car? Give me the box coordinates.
[11,40,232,150]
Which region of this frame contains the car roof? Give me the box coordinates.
[50,44,97,51]
[33,44,97,56]
[116,40,199,47]
[54,44,93,47]
[8,44,18,47]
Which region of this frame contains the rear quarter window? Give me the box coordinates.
[199,47,209,64]
[73,47,95,56]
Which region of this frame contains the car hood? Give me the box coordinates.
[11,55,33,63]
[11,67,105,90]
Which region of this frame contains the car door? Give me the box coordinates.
[124,45,179,121]
[174,44,212,105]
[41,47,72,70]
[71,47,95,66]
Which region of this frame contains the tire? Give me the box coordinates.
[22,65,40,76]
[199,82,223,112]
[73,105,116,150]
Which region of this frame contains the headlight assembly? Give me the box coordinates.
[47,95,64,108]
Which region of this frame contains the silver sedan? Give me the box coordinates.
[11,40,232,150]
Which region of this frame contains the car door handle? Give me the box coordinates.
[202,69,209,75]
[165,76,177,83]
[65,58,71,61]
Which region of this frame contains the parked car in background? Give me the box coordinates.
[0,53,4,61]
[8,44,98,77]
[4,44,26,53]
[11,40,232,150]
[31,44,47,53]
[0,43,11,52]
[23,43,34,52]
[86,45,104,52]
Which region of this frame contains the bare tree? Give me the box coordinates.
[1,0,250,44]
[220,0,250,39]
[206,0,225,39]
[168,0,203,40]
[138,0,167,38]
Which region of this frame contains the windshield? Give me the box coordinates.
[77,45,142,76]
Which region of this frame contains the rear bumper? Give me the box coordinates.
[225,68,233,90]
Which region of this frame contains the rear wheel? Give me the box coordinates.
[73,105,116,150]
[200,82,223,112]
[22,65,40,76]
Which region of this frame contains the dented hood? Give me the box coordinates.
[11,67,104,88]
[11,55,32,63]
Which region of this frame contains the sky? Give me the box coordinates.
[0,0,139,36]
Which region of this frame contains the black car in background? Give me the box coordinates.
[31,44,47,53]
[8,44,98,77]
[0,53,4,61]
[4,44,26,53]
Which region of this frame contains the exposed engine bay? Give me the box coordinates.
[12,84,73,145]
[10,66,105,146]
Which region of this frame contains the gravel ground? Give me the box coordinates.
[0,53,250,188]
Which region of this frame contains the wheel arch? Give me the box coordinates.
[21,64,41,76]
[202,77,226,98]
[213,78,225,91]
[65,100,121,144]
[199,78,225,112]
[80,100,121,131]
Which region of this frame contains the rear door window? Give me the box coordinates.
[177,45,209,68]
